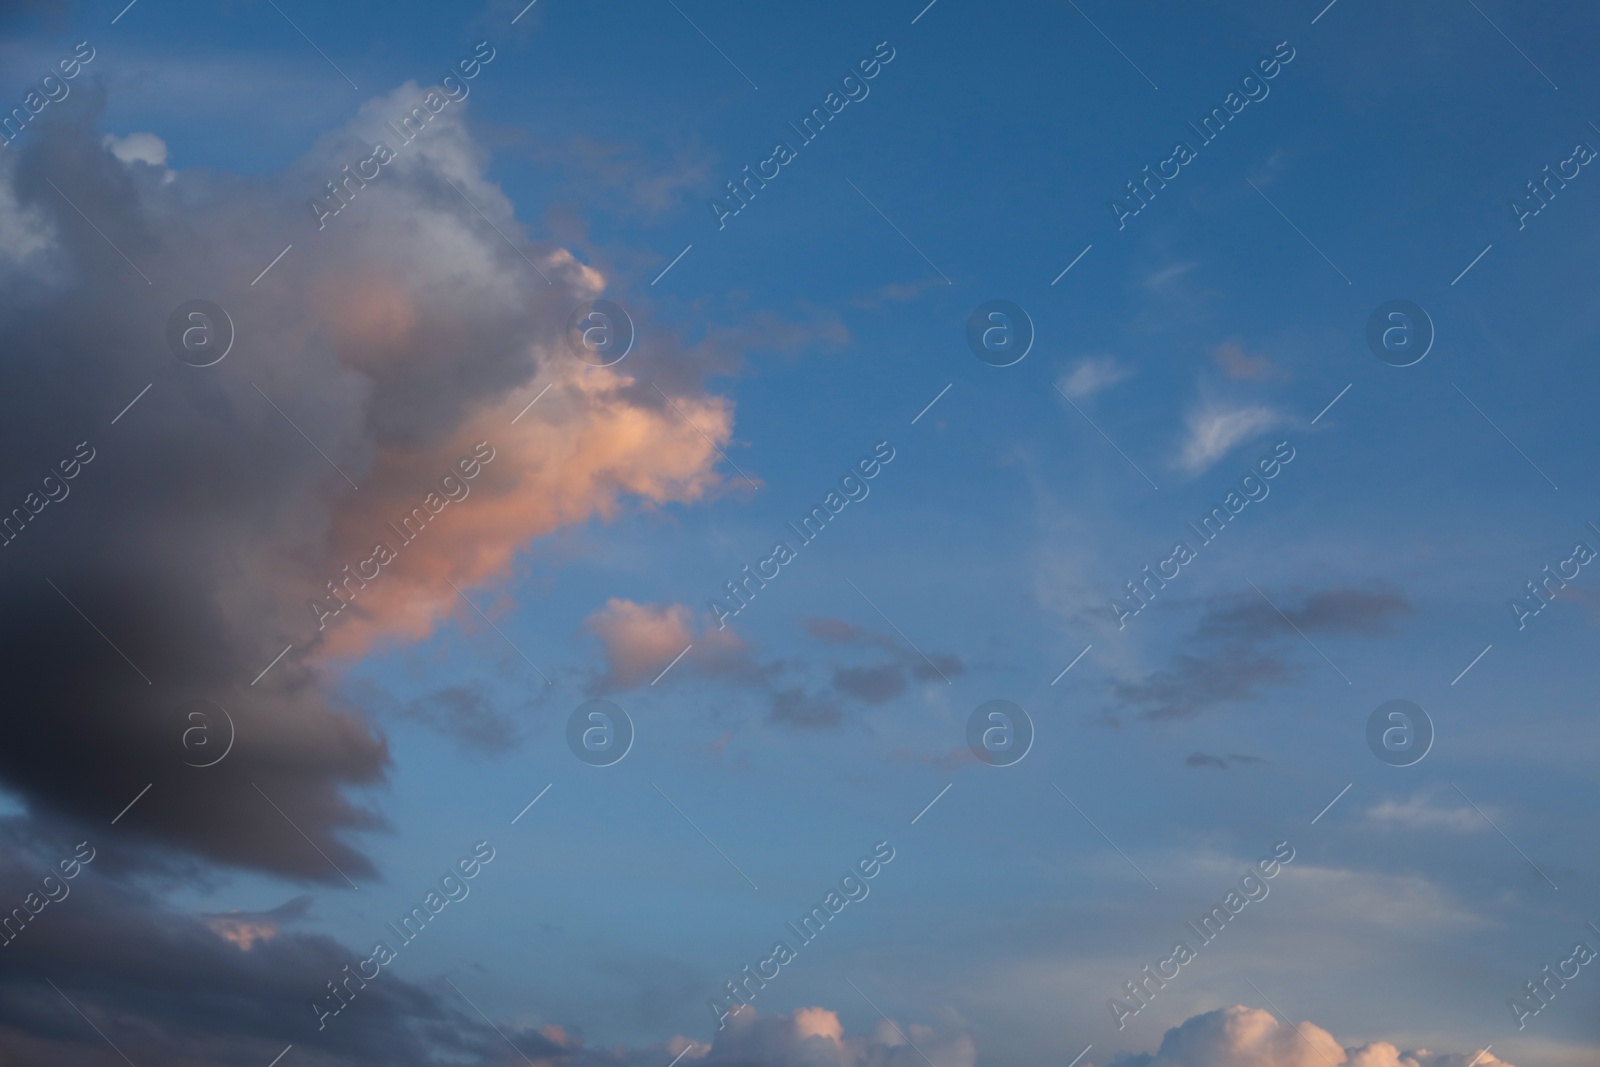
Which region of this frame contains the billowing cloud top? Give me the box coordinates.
[0,79,734,882]
[1110,1006,1511,1067]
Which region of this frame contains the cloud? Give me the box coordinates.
[1118,648,1301,720]
[1212,341,1282,381]
[0,818,548,1066]
[1143,261,1198,291]
[1365,791,1488,833]
[769,686,844,730]
[1185,752,1267,769]
[586,599,696,689]
[806,616,874,644]
[400,684,517,752]
[535,134,713,219]
[1117,585,1412,719]
[1059,356,1134,399]
[1177,402,1286,474]
[201,895,312,951]
[102,131,168,168]
[1108,1005,1510,1067]
[703,1006,976,1067]
[849,278,945,308]
[809,616,964,700]
[1194,585,1415,643]
[584,598,777,695]
[581,608,961,728]
[0,82,735,881]
[833,662,908,703]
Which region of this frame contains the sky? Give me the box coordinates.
[0,0,1597,1065]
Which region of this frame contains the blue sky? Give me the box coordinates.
[0,1,1598,1066]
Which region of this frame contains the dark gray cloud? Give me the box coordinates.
[0,818,547,1066]
[401,684,517,753]
[1184,752,1267,769]
[1193,585,1414,643]
[811,616,965,705]
[1117,584,1412,719]
[768,686,844,730]
[0,70,738,886]
[0,812,973,1066]
[831,663,907,704]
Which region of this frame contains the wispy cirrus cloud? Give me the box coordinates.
[1176,400,1288,474]
[1366,790,1490,833]
[1058,355,1134,399]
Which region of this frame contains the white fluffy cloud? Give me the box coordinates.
[103,131,169,167]
[1110,1006,1511,1067]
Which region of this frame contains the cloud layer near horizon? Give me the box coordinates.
[1108,1005,1510,1067]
